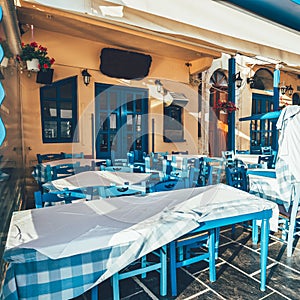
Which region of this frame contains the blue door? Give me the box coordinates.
[95,84,148,159]
[250,93,274,154]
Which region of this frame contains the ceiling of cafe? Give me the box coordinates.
[16,3,221,62]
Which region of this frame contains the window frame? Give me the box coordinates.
[40,76,78,143]
[163,104,185,143]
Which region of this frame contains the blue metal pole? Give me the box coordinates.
[227,57,236,151]
[272,68,280,151]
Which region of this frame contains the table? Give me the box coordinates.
[1,184,277,299]
[235,154,260,165]
[43,170,153,199]
[34,158,106,184]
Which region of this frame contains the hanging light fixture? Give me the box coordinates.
[233,71,243,88]
[81,69,91,86]
[287,84,294,96]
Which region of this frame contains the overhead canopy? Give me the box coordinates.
[239,111,282,122]
[18,0,300,68]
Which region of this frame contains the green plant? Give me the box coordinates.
[16,41,55,72]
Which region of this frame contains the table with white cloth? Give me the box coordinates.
[1,184,277,299]
[34,158,106,184]
[235,154,260,165]
[43,170,153,199]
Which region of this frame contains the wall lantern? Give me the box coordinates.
[81,69,91,86]
[280,84,294,96]
[154,79,163,93]
[233,71,243,88]
[247,77,255,85]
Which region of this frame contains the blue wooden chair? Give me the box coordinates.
[197,157,213,187]
[36,153,64,164]
[127,150,146,173]
[34,190,81,208]
[222,150,235,167]
[61,151,84,158]
[225,166,248,192]
[152,179,185,192]
[169,228,217,297]
[258,155,275,169]
[52,162,80,180]
[277,185,300,257]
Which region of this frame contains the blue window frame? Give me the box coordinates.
[250,93,274,154]
[40,76,78,143]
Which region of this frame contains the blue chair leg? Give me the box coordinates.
[260,218,270,291]
[252,220,258,245]
[112,273,120,300]
[209,228,216,282]
[91,286,98,300]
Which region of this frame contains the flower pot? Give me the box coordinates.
[36,69,54,84]
[26,58,39,72]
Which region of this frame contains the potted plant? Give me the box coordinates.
[215,100,238,113]
[17,41,55,83]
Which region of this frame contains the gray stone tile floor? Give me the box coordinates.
[74,225,300,300]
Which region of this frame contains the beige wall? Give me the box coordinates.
[20,28,202,166]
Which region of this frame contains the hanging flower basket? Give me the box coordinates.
[17,41,55,72]
[26,58,39,72]
[214,101,238,113]
[36,68,54,84]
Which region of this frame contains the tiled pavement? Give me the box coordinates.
[76,225,300,300]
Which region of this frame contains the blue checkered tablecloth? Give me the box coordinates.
[1,184,277,300]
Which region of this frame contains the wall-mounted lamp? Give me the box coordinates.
[233,71,243,88]
[154,79,163,93]
[247,77,255,85]
[81,69,91,86]
[280,84,294,96]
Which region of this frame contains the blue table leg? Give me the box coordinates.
[260,218,270,291]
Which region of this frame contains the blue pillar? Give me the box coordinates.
[272,68,280,151]
[227,57,236,151]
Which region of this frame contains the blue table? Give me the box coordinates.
[1,184,276,299]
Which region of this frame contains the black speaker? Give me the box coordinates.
[100,48,152,80]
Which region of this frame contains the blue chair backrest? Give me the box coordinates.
[225,166,248,191]
[62,152,84,158]
[34,191,77,208]
[258,155,275,169]
[198,157,212,186]
[261,146,272,155]
[152,179,185,192]
[37,153,64,164]
[52,162,80,179]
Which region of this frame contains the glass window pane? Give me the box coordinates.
[100,93,108,110]
[127,101,133,112]
[61,121,72,138]
[60,81,73,99]
[100,134,108,152]
[44,121,57,138]
[110,114,117,129]
[43,101,57,118]
[60,102,72,119]
[110,92,118,110]
[136,99,142,112]
[100,113,108,130]
[127,115,133,131]
[41,87,56,99]
[136,115,141,132]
